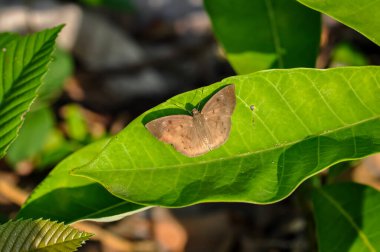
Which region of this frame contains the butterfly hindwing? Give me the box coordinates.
[145,115,209,157]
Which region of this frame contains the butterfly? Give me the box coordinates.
[145,84,236,157]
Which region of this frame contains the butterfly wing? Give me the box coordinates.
[201,85,236,149]
[145,115,209,157]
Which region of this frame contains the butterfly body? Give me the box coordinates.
[146,85,236,157]
[192,108,213,151]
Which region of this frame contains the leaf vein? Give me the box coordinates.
[300,72,347,125]
[342,74,377,116]
[261,76,313,134]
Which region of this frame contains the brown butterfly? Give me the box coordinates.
[145,85,236,157]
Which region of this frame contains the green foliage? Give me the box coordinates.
[38,48,73,102]
[204,0,321,74]
[63,104,89,142]
[6,107,54,165]
[5,42,73,168]
[330,43,368,67]
[80,0,133,11]
[313,183,380,251]
[298,0,380,45]
[0,219,93,251]
[72,67,380,207]
[18,139,148,223]
[0,25,63,159]
[0,33,19,47]
[36,129,77,169]
[1,2,380,251]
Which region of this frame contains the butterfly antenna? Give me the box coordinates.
[169,99,192,115]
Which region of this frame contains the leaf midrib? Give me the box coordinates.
[34,235,91,250]
[91,115,379,172]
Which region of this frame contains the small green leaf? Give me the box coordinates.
[330,43,368,67]
[204,0,321,74]
[298,0,380,46]
[62,104,89,142]
[0,25,63,159]
[313,183,380,252]
[72,67,380,207]
[0,219,93,252]
[18,139,148,223]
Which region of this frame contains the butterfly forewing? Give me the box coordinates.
[202,85,236,117]
[201,85,236,149]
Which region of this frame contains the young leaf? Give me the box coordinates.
[18,139,148,223]
[313,183,380,251]
[0,33,19,47]
[298,0,380,46]
[0,219,92,252]
[204,0,321,74]
[0,26,63,159]
[72,67,380,207]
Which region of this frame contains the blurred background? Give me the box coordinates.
[0,0,380,251]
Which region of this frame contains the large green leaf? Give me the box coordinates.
[0,219,92,251]
[72,66,380,207]
[313,183,380,251]
[297,0,380,46]
[18,139,148,223]
[204,0,321,74]
[0,26,63,159]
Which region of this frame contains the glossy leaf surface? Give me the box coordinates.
[73,67,380,207]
